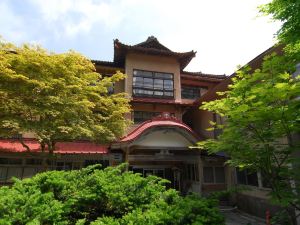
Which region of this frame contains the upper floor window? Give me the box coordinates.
[133,111,160,123]
[181,86,207,99]
[181,86,200,99]
[133,111,175,123]
[132,70,174,98]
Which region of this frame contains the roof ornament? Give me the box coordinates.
[147,36,157,42]
[162,112,171,119]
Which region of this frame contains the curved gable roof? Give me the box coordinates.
[119,116,200,143]
[114,37,196,70]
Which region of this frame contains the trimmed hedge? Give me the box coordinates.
[0,164,224,225]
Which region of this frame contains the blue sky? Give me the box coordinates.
[0,0,280,74]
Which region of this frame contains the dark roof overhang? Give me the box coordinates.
[113,37,196,70]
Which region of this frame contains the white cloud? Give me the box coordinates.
[0,1,28,43]
[0,0,280,74]
[29,0,124,37]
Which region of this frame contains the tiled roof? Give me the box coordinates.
[92,60,124,69]
[0,139,108,154]
[197,45,284,104]
[181,71,227,79]
[114,37,196,70]
[119,116,200,143]
[133,36,172,51]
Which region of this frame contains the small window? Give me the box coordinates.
[186,164,199,181]
[23,168,39,179]
[181,86,203,99]
[26,158,43,165]
[133,111,161,123]
[215,167,225,183]
[0,158,22,165]
[236,168,258,187]
[0,167,8,181]
[7,167,23,180]
[203,167,214,183]
[203,166,225,184]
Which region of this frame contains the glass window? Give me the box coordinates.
[154,91,163,96]
[143,78,153,89]
[181,86,203,99]
[23,168,38,179]
[203,167,214,183]
[236,168,259,187]
[204,166,225,184]
[0,158,22,165]
[163,80,173,90]
[247,172,258,186]
[236,169,247,185]
[0,167,7,181]
[132,70,174,98]
[186,164,199,181]
[133,111,161,123]
[154,79,163,89]
[26,158,43,165]
[215,167,225,183]
[154,72,173,79]
[7,167,23,180]
[261,171,271,188]
[164,91,174,97]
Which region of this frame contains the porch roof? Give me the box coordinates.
[119,115,200,143]
[0,139,108,154]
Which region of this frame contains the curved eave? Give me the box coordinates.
[114,40,196,70]
[114,118,201,146]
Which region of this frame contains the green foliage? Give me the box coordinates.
[0,39,131,152]
[259,0,300,62]
[0,164,224,225]
[197,53,300,212]
[259,0,300,46]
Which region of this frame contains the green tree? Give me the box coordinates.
[259,0,300,46]
[0,39,130,153]
[197,53,300,220]
[197,1,300,223]
[0,164,224,224]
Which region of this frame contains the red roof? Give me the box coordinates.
[120,115,200,142]
[0,139,108,154]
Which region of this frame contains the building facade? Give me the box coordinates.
[0,37,287,218]
[0,36,230,195]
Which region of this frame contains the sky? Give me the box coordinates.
[0,0,281,75]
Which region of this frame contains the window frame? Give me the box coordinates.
[132,69,174,99]
[181,86,202,99]
[235,168,259,187]
[203,166,226,184]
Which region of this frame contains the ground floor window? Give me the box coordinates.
[0,166,43,182]
[236,169,271,188]
[203,166,225,184]
[236,168,258,186]
[186,164,199,182]
[131,167,165,178]
[0,157,109,183]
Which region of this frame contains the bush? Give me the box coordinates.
[0,164,224,225]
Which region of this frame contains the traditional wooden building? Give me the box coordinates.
[0,36,229,195]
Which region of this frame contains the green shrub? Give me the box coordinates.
[0,164,224,225]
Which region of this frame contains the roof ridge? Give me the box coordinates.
[182,71,227,78]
